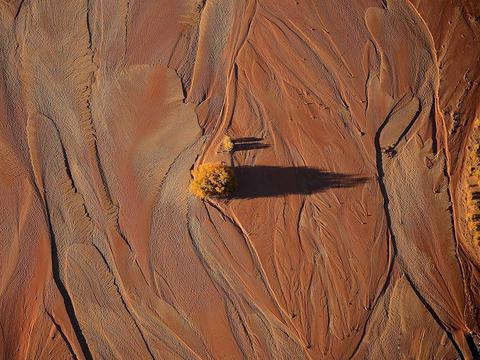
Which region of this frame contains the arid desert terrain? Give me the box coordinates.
[1,0,480,359]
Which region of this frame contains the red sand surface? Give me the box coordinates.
[0,0,479,358]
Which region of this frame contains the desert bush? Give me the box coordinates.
[465,120,480,249]
[189,162,236,199]
[223,135,234,152]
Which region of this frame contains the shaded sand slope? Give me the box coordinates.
[0,0,479,359]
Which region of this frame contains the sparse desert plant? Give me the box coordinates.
[189,162,236,199]
[465,119,480,249]
[223,135,234,152]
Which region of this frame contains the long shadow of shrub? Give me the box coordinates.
[231,166,368,199]
[234,143,270,151]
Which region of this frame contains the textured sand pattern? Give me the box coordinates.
[0,0,479,359]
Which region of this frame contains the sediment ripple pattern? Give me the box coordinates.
[0,0,479,359]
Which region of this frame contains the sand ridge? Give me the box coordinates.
[0,0,479,359]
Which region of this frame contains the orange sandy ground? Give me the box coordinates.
[0,0,480,359]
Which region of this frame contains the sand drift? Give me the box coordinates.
[0,0,479,359]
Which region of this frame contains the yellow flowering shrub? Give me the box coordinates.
[223,135,234,152]
[466,119,480,248]
[189,163,236,199]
